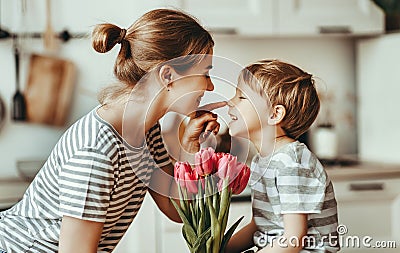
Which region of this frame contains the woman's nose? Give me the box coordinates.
[206,77,214,91]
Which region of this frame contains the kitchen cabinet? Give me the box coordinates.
[1,0,169,33]
[178,0,383,36]
[113,195,159,253]
[356,33,400,164]
[181,0,275,35]
[2,0,384,36]
[277,0,384,36]
[333,177,400,252]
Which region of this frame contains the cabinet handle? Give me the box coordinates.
[208,28,237,35]
[319,26,351,34]
[349,183,384,191]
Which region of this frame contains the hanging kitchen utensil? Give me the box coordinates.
[43,0,57,52]
[25,54,76,126]
[12,38,27,121]
[0,93,6,130]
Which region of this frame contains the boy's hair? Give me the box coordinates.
[239,59,320,139]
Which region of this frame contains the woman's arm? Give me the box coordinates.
[258,214,308,253]
[225,218,258,253]
[59,215,104,253]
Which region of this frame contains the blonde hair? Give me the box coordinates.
[92,9,214,104]
[239,60,320,139]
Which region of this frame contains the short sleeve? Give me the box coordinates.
[146,122,171,168]
[59,147,114,223]
[276,165,326,214]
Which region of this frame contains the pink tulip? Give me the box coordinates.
[217,153,243,181]
[229,164,250,194]
[213,152,224,162]
[195,147,217,176]
[174,161,199,194]
[216,153,232,179]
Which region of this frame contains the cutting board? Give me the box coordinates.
[25,54,76,126]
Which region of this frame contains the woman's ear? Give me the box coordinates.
[158,65,174,88]
[268,105,286,125]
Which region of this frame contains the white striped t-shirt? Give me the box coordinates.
[0,106,171,252]
[250,141,339,252]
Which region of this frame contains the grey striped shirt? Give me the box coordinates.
[0,106,171,252]
[250,141,339,252]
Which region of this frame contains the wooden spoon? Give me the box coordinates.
[43,0,57,52]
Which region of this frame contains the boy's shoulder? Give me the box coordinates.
[252,141,324,171]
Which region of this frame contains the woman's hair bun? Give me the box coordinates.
[92,23,125,53]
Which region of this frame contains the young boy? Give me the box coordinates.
[226,60,340,253]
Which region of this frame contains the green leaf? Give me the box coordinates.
[197,201,206,236]
[177,184,187,216]
[218,178,230,222]
[206,236,213,253]
[182,225,193,249]
[208,202,221,253]
[170,198,189,224]
[219,216,245,253]
[219,191,232,235]
[189,202,197,232]
[183,223,197,247]
[192,227,211,252]
[182,186,190,219]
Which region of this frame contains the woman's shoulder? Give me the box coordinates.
[56,107,122,156]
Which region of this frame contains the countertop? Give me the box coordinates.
[231,161,400,202]
[325,161,400,181]
[1,162,400,207]
[0,178,30,210]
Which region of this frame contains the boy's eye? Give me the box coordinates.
[239,96,247,100]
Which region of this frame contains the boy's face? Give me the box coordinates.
[227,82,271,140]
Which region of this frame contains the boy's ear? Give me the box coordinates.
[268,105,286,125]
[158,65,174,88]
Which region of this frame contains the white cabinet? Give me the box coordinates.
[277,0,384,36]
[1,0,167,33]
[356,34,400,164]
[182,0,275,35]
[113,195,160,253]
[178,0,384,36]
[2,0,384,36]
[333,178,400,252]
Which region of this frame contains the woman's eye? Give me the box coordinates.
[239,96,247,100]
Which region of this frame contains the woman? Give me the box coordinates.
[0,9,225,252]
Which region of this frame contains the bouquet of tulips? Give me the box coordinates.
[171,147,251,253]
